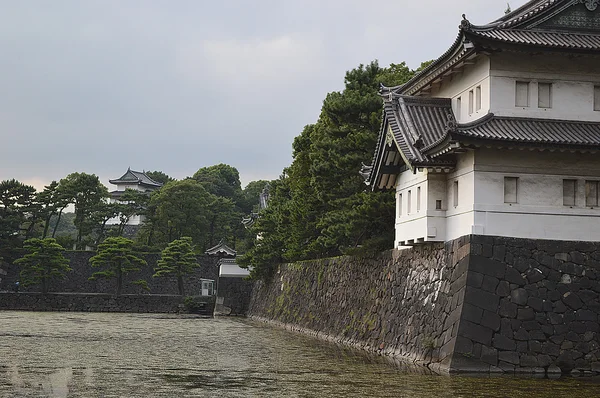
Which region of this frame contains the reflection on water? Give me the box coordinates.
[0,312,599,397]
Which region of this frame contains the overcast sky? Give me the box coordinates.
[0,0,528,190]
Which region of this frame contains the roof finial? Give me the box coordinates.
[505,2,511,15]
[460,14,472,31]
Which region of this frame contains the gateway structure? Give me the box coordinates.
[364,0,600,247]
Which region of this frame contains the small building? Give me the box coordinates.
[364,0,600,248]
[108,168,163,226]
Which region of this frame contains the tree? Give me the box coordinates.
[144,179,212,248]
[0,179,37,262]
[192,164,243,201]
[59,173,109,249]
[89,237,147,296]
[241,60,422,279]
[153,237,198,295]
[145,171,175,185]
[240,180,270,214]
[111,188,150,237]
[15,238,71,294]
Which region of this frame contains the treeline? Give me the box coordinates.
[239,61,430,279]
[0,164,267,265]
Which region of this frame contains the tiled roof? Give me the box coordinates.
[399,0,600,96]
[467,29,600,51]
[455,114,600,147]
[109,168,163,188]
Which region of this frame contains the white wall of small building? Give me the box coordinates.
[431,56,491,124]
[490,53,600,122]
[394,148,600,245]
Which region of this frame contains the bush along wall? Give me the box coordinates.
[248,235,600,375]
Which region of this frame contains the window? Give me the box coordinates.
[456,97,462,118]
[417,187,421,212]
[563,179,576,206]
[436,200,442,210]
[586,181,599,207]
[515,81,529,107]
[475,86,482,111]
[538,82,552,108]
[594,86,600,111]
[453,181,459,207]
[407,190,412,214]
[468,90,474,114]
[504,177,518,204]
[398,194,402,216]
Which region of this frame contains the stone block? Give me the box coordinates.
[466,272,484,288]
[460,320,493,346]
[496,281,510,297]
[453,336,474,354]
[465,287,500,312]
[520,355,539,367]
[499,299,518,318]
[505,267,526,286]
[498,351,520,365]
[481,310,501,332]
[514,328,530,341]
[462,303,483,324]
[511,288,528,305]
[480,346,498,366]
[562,292,583,310]
[517,308,535,321]
[527,297,544,312]
[481,275,500,293]
[470,256,506,279]
[493,334,516,351]
[576,310,597,322]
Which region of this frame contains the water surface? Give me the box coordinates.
[0,311,598,397]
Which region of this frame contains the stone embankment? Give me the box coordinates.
[248,235,600,374]
[0,292,187,313]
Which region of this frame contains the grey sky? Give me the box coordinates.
[0,0,528,190]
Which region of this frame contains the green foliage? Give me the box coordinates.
[0,179,37,262]
[15,238,71,294]
[193,164,242,201]
[154,237,198,295]
[59,172,109,249]
[145,170,175,185]
[241,60,423,279]
[183,295,212,314]
[89,237,147,296]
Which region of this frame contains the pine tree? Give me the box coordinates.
[153,237,198,296]
[15,238,71,294]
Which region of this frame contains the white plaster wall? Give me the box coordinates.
[490,53,600,122]
[472,148,600,241]
[431,56,491,124]
[220,263,250,278]
[444,151,476,241]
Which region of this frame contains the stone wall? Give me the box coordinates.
[0,292,189,313]
[216,277,254,315]
[0,252,218,296]
[248,235,600,374]
[453,235,600,374]
[249,239,469,373]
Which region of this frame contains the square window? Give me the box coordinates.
[586,181,598,207]
[563,179,576,206]
[538,82,552,109]
[594,86,600,111]
[504,177,518,204]
[515,81,529,107]
[435,200,442,210]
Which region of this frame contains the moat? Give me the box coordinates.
[0,311,599,397]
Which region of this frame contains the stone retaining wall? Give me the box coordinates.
[0,252,218,295]
[216,277,254,315]
[248,235,600,374]
[0,292,187,313]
